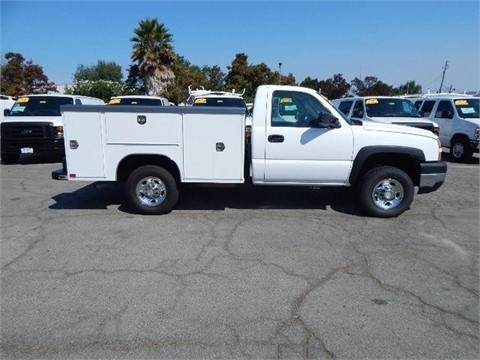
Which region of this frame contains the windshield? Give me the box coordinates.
[109,98,164,106]
[193,97,246,108]
[9,96,73,116]
[454,98,479,119]
[365,98,420,118]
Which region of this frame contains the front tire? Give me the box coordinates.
[1,153,20,164]
[450,138,472,163]
[359,166,414,218]
[125,165,179,215]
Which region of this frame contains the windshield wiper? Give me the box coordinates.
[368,113,394,117]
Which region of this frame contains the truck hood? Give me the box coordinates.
[361,120,437,138]
[459,117,480,127]
[1,115,62,126]
[369,116,433,124]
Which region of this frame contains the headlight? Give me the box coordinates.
[474,128,480,141]
[54,125,64,139]
[437,138,442,161]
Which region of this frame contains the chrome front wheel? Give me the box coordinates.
[371,178,404,210]
[360,166,414,218]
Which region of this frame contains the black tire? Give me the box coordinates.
[359,166,414,218]
[450,138,473,163]
[125,165,179,215]
[1,153,20,164]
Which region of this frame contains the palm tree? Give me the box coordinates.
[130,18,176,95]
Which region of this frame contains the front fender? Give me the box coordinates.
[349,146,425,185]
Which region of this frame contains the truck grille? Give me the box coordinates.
[1,122,55,140]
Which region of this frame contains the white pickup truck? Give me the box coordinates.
[52,85,447,218]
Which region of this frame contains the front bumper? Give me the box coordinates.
[1,139,64,156]
[470,140,479,152]
[418,161,447,194]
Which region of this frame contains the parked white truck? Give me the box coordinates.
[1,94,104,164]
[52,85,447,218]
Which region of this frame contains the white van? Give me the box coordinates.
[411,94,479,162]
[332,96,439,135]
[1,94,104,164]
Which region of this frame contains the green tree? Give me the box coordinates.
[224,53,295,102]
[279,72,296,86]
[68,60,132,100]
[0,52,56,95]
[164,56,208,104]
[392,80,422,95]
[131,18,176,96]
[225,53,251,98]
[318,74,351,99]
[300,74,349,99]
[351,76,393,96]
[73,60,123,82]
[65,80,135,102]
[300,76,321,90]
[201,65,226,91]
[125,64,146,94]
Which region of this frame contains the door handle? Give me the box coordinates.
[268,135,284,143]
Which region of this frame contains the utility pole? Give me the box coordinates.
[438,60,449,93]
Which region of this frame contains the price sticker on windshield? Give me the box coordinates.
[454,100,468,106]
[366,99,379,105]
[109,98,121,104]
[194,98,207,104]
[17,97,29,103]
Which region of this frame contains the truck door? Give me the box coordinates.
[260,89,354,184]
[432,100,455,145]
[62,109,105,179]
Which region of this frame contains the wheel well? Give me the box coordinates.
[450,134,470,146]
[116,154,181,183]
[351,153,421,186]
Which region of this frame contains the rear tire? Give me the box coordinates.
[1,153,20,164]
[359,166,414,218]
[125,165,179,215]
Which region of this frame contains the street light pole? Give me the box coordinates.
[278,62,282,84]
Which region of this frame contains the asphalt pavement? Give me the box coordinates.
[1,151,479,359]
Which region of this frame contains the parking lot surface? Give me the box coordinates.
[1,152,479,359]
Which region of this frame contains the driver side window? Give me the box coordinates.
[271,90,330,127]
[352,100,364,118]
[435,100,454,119]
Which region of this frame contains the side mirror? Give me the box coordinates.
[352,109,363,118]
[4,109,10,116]
[310,112,340,129]
[444,111,453,119]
